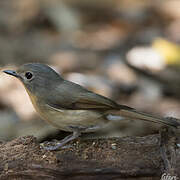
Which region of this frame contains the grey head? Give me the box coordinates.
[3,63,63,95]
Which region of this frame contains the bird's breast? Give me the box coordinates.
[25,89,107,132]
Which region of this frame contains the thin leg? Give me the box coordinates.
[42,131,81,151]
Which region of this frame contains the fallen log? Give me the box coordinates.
[0,134,179,180]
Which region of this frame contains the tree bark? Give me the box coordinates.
[0,134,179,180]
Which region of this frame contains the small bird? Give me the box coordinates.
[3,63,180,150]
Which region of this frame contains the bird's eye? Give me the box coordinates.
[25,72,33,79]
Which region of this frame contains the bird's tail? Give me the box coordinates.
[117,106,180,128]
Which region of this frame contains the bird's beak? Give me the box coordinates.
[3,70,19,78]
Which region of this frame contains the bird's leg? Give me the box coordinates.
[42,131,81,151]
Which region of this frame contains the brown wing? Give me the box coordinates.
[47,91,120,110]
[46,80,120,110]
[72,92,119,109]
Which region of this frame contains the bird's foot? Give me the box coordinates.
[40,141,72,151]
[40,131,81,151]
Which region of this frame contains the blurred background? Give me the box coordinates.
[0,0,180,142]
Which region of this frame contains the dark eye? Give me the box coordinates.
[25,72,33,79]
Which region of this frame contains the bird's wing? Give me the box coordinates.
[72,92,120,109]
[46,80,123,110]
[47,91,121,110]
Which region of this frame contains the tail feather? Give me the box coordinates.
[119,109,180,128]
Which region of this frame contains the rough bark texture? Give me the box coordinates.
[0,134,179,180]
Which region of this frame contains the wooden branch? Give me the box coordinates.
[0,134,179,179]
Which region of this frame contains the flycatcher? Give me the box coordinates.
[3,63,180,150]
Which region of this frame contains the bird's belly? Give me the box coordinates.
[26,88,107,132]
[35,103,107,132]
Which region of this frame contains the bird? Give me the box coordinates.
[3,63,180,150]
